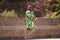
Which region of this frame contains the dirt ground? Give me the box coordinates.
[0,18,60,39]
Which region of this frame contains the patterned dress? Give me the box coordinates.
[26,10,34,30]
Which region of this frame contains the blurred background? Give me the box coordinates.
[0,0,60,18]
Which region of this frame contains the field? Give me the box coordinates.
[0,9,60,39]
[0,17,60,39]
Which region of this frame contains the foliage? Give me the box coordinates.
[15,9,25,17]
[0,0,5,5]
[52,0,60,11]
[0,9,18,18]
[52,4,60,11]
[49,0,60,18]
[56,0,60,3]
[57,24,60,26]
[45,12,60,18]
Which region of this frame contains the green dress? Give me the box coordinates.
[26,10,34,30]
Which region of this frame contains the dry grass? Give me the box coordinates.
[0,9,18,18]
[57,24,60,26]
[44,12,60,18]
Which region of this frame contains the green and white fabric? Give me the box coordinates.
[26,10,34,30]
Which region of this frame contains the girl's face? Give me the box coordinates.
[28,7,32,11]
[27,5,32,10]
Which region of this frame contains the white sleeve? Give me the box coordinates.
[26,10,30,15]
[26,10,30,14]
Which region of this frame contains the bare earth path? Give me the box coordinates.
[0,17,60,39]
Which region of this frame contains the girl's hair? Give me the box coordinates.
[27,5,33,11]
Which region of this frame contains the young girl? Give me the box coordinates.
[26,5,34,30]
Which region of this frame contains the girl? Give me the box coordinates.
[26,5,34,30]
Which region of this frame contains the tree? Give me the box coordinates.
[50,0,60,18]
[0,0,5,5]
